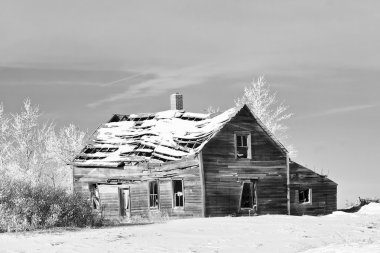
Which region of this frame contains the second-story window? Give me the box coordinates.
[235,132,252,159]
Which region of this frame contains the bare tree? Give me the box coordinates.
[235,76,296,157]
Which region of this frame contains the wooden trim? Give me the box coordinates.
[234,133,237,159]
[286,153,290,215]
[198,152,206,217]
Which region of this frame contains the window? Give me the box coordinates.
[299,189,312,204]
[235,133,252,159]
[149,181,159,208]
[119,188,130,216]
[173,180,184,207]
[89,184,100,210]
[240,181,256,209]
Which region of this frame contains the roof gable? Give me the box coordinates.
[239,105,288,154]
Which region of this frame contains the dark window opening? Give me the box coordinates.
[89,184,100,210]
[173,180,184,207]
[119,188,130,216]
[149,181,159,208]
[299,189,311,204]
[240,182,255,209]
[236,134,249,158]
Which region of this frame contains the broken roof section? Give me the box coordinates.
[73,107,238,167]
[72,105,287,167]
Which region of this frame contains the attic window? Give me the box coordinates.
[298,189,312,204]
[235,132,252,159]
[173,180,184,208]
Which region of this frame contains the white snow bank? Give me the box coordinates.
[358,203,380,215]
[1,213,380,253]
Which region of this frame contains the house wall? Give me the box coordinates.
[73,156,204,222]
[289,162,337,215]
[201,107,288,216]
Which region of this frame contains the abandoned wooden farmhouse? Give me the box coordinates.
[72,93,337,221]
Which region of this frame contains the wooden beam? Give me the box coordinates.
[286,153,290,215]
[198,151,206,217]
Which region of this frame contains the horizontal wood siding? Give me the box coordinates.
[159,180,173,210]
[130,183,149,218]
[290,162,337,215]
[202,107,288,216]
[73,156,203,221]
[98,184,123,221]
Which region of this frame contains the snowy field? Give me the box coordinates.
[0,203,380,253]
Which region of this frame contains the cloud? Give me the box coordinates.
[0,66,139,87]
[86,64,211,108]
[297,104,377,119]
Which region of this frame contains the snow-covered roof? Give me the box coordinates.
[72,105,288,167]
[73,107,239,167]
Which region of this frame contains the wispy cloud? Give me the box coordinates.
[297,104,377,119]
[0,66,139,87]
[86,63,224,108]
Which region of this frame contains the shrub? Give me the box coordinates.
[0,179,102,232]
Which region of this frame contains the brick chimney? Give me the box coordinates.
[170,92,183,110]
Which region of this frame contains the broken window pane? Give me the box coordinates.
[240,182,254,208]
[173,180,184,207]
[299,189,311,203]
[149,181,159,208]
[236,134,249,158]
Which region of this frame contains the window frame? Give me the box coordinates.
[239,180,257,210]
[234,131,252,159]
[172,179,184,209]
[297,188,312,205]
[149,180,160,209]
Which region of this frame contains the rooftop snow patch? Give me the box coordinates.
[73,107,238,166]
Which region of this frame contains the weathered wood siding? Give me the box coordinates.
[73,156,203,221]
[202,107,288,216]
[289,162,337,215]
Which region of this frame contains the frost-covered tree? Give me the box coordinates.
[0,99,87,190]
[235,76,296,157]
[47,124,88,190]
[0,103,10,166]
[50,124,88,164]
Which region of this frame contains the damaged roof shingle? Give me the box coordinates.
[73,107,238,166]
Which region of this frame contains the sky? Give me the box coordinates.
[0,0,379,208]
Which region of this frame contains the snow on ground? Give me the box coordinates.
[1,204,380,253]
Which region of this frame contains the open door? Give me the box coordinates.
[119,188,130,217]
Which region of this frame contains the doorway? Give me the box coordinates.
[119,188,130,217]
[239,180,257,214]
